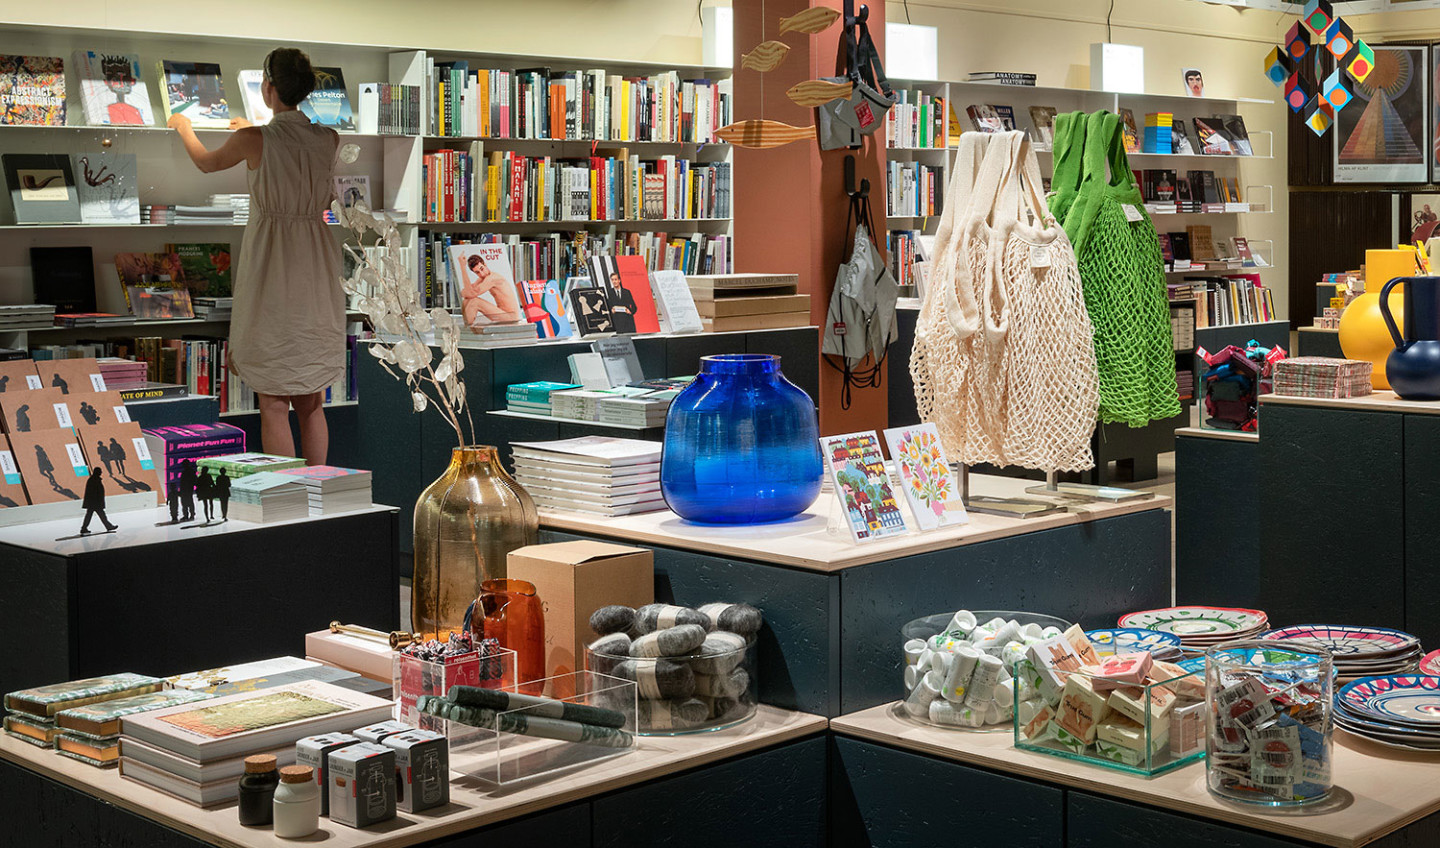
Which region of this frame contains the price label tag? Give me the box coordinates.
[1030,244,1052,269]
[1121,203,1144,223]
[24,374,41,390]
[132,437,155,470]
[52,402,73,429]
[0,450,18,484]
[113,405,131,423]
[89,373,107,392]
[65,442,89,477]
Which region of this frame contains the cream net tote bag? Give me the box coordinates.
[911,131,1099,472]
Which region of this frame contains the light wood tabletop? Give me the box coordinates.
[1,706,825,848]
[539,473,1171,572]
[831,703,1440,848]
[1263,390,1440,416]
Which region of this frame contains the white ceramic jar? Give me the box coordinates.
[273,765,321,838]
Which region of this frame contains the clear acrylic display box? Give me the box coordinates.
[1012,660,1206,777]
[448,670,638,785]
[393,646,518,744]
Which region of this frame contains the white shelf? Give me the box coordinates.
[414,218,731,230]
[488,409,660,431]
[1111,152,1272,161]
[423,136,729,149]
[891,77,1272,106]
[219,399,359,418]
[887,146,949,153]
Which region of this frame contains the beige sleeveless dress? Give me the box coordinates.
[228,110,344,397]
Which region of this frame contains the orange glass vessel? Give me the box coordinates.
[411,446,538,642]
[474,578,545,693]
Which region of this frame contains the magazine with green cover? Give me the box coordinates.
[4,672,161,718]
[167,242,232,298]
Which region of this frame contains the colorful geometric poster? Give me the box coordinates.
[882,424,967,531]
[1335,45,1427,184]
[821,430,908,543]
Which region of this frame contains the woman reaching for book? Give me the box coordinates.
[169,47,341,465]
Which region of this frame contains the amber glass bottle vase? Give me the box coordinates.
[412,446,538,642]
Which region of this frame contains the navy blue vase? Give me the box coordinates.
[1381,276,1440,401]
[660,354,823,524]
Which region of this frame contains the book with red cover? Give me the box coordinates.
[612,255,661,334]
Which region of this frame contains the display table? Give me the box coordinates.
[0,505,400,693]
[831,703,1440,848]
[1174,426,1261,608]
[0,706,826,848]
[1259,392,1440,647]
[541,474,1171,716]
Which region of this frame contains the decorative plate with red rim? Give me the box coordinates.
[1259,624,1420,656]
[1118,606,1267,637]
[1337,675,1440,725]
[1423,650,1440,676]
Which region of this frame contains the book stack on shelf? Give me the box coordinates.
[173,204,233,226]
[1143,112,1172,153]
[192,297,233,320]
[1168,274,1276,328]
[1138,169,1244,214]
[141,205,174,225]
[226,471,310,523]
[967,71,1035,86]
[356,82,422,135]
[1160,233,1264,275]
[421,62,732,144]
[273,465,373,516]
[97,357,149,391]
[118,679,392,806]
[0,304,55,331]
[886,88,946,148]
[197,452,305,480]
[886,161,941,219]
[505,381,582,415]
[688,273,808,332]
[510,436,665,516]
[887,231,930,293]
[549,379,689,427]
[209,195,250,225]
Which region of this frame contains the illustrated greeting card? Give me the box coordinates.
[820,430,908,543]
[882,424,967,531]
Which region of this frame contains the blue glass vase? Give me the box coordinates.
[661,354,823,524]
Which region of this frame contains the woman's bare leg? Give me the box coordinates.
[257,393,295,458]
[291,391,328,466]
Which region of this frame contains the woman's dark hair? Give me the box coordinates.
[263,48,317,107]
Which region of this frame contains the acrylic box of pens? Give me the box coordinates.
[443,671,637,785]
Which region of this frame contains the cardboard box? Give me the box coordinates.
[507,541,653,693]
[304,629,396,682]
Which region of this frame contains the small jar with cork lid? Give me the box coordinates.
[273,765,321,838]
[238,754,279,826]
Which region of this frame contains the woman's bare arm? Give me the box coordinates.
[169,115,262,173]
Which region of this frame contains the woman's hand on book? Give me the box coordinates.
[229,118,253,130]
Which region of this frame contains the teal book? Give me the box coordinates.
[506,381,581,403]
[57,687,218,738]
[4,672,162,718]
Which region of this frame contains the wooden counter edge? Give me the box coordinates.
[1,707,827,848]
[828,708,1438,848]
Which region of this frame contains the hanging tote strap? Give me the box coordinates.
[924,132,990,341]
[842,0,894,100]
[1047,111,1088,226]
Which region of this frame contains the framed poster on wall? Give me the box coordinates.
[1334,45,1428,184]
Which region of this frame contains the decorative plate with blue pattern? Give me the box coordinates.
[1084,628,1183,656]
[1259,624,1419,657]
[1337,675,1440,726]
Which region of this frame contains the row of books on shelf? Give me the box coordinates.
[886,89,948,149]
[958,104,1253,159]
[420,145,731,224]
[1159,231,1267,272]
[1136,168,1248,210]
[887,231,931,293]
[886,161,942,219]
[1168,274,1276,329]
[423,60,732,143]
[412,229,732,312]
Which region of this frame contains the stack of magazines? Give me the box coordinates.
[510,436,664,516]
[274,465,373,515]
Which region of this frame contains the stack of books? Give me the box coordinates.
[4,673,164,764]
[458,322,539,349]
[174,205,234,226]
[967,71,1035,86]
[228,471,311,523]
[97,357,150,390]
[595,390,676,428]
[274,465,373,515]
[1272,357,1373,399]
[197,452,307,479]
[511,436,665,516]
[687,273,809,332]
[0,304,54,330]
[52,312,131,327]
[142,204,174,225]
[118,679,392,806]
[550,388,622,421]
[53,688,218,768]
[506,381,581,415]
[209,194,250,225]
[192,297,233,320]
[1143,112,1172,153]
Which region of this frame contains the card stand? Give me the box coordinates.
[1013,661,1206,777]
[1023,470,1155,504]
[448,670,637,785]
[393,646,518,745]
[825,463,937,542]
[0,490,155,529]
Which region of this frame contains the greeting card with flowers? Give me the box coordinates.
[882,423,967,531]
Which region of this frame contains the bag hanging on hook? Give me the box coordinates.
[823,161,900,409]
[817,1,896,150]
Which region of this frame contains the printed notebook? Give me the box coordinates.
[5,673,162,718]
[0,387,75,433]
[0,434,30,507]
[821,430,909,543]
[10,427,90,504]
[35,356,107,394]
[69,390,132,427]
[157,60,230,128]
[73,51,154,126]
[882,423,967,531]
[0,360,41,393]
[0,55,65,125]
[57,688,218,738]
[78,421,162,502]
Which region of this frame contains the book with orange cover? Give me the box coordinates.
[0,387,75,433]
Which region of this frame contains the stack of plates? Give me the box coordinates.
[1259,625,1422,682]
[1084,628,1185,663]
[1334,675,1440,752]
[1422,650,1440,676]
[1117,606,1269,652]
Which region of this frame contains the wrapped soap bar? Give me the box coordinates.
[1149,660,1204,700]
[1027,636,1082,704]
[1092,651,1153,692]
[1021,701,1055,740]
[1107,683,1176,727]
[1170,701,1204,757]
[1049,719,1087,753]
[1056,673,1111,744]
[1063,624,1100,666]
[1095,740,1144,766]
[1096,713,1169,754]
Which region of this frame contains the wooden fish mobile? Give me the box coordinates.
[786,79,853,107]
[740,41,790,72]
[778,6,841,35]
[714,119,816,149]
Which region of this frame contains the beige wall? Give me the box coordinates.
[889,0,1294,319]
